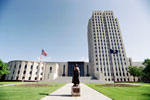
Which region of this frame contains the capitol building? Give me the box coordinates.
[4,11,140,82]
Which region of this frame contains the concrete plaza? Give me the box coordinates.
[41,83,112,100]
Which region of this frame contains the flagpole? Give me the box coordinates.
[110,49,116,86]
[40,54,42,62]
[37,49,42,83]
[37,49,47,82]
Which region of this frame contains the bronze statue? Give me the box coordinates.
[72,64,80,86]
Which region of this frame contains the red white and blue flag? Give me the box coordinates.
[41,49,47,56]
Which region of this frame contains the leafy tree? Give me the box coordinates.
[0,59,10,80]
[143,59,150,81]
[128,66,143,81]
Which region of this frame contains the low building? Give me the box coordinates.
[4,60,91,81]
[4,59,140,82]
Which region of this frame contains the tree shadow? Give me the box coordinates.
[39,93,49,95]
[39,93,72,97]
[142,94,150,97]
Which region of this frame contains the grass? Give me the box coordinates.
[0,82,65,100]
[86,83,150,100]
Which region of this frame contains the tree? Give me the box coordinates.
[128,66,143,81]
[143,59,150,81]
[0,59,10,80]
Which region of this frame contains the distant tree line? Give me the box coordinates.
[128,58,150,82]
[0,59,10,80]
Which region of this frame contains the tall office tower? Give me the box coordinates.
[88,11,131,81]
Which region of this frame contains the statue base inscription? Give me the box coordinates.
[71,85,80,97]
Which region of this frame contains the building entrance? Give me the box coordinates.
[68,62,84,76]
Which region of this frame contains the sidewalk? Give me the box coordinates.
[0,83,20,87]
[41,83,112,100]
[0,83,26,87]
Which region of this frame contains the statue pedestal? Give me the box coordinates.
[71,85,80,96]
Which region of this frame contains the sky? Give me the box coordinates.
[0,0,150,63]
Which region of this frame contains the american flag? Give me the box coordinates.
[41,49,47,56]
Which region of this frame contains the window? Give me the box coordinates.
[14,65,16,69]
[22,77,25,80]
[120,78,122,81]
[116,73,118,76]
[117,78,119,81]
[50,67,52,73]
[13,70,15,74]
[108,73,109,76]
[97,68,99,71]
[19,64,21,68]
[24,65,27,69]
[36,66,38,69]
[31,65,33,69]
[23,71,26,74]
[126,73,128,76]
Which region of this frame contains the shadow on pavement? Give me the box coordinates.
[48,94,72,97]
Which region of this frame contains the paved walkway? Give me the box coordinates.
[41,83,112,100]
[0,84,20,87]
[0,83,27,87]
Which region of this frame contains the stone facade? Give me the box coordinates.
[88,11,132,81]
[4,60,91,81]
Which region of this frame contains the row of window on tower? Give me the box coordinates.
[94,12,113,16]
[92,17,118,25]
[93,15,114,19]
[92,21,118,28]
[96,67,129,77]
[92,25,119,31]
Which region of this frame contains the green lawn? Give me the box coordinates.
[86,83,150,100]
[0,83,65,100]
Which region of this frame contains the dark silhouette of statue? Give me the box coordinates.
[72,64,80,86]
